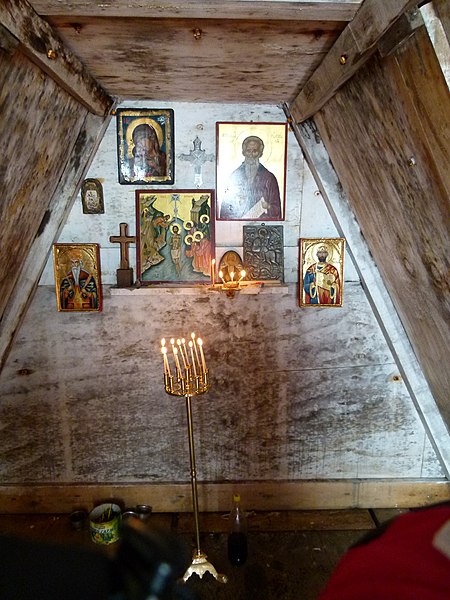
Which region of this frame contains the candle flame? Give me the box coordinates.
[197,338,203,346]
[161,346,167,354]
[212,258,216,265]
[177,339,181,345]
[173,347,178,355]
[170,338,175,345]
[181,338,186,344]
[191,332,196,339]
[161,338,166,346]
[188,340,193,348]
[241,270,246,277]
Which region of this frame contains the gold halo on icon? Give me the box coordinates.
[193,231,203,242]
[305,241,335,265]
[185,234,193,245]
[57,245,95,278]
[170,223,181,234]
[200,214,209,224]
[126,118,164,157]
[184,220,194,230]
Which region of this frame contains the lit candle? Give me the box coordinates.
[191,332,201,369]
[230,271,235,282]
[188,340,198,377]
[182,338,189,365]
[173,347,182,377]
[211,258,216,286]
[177,338,188,368]
[161,345,171,377]
[197,337,207,372]
[219,270,226,284]
[238,269,246,282]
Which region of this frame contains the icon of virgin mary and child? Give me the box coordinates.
[129,122,167,180]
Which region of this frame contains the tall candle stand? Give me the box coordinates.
[161,335,227,584]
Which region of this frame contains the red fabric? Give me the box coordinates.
[318,505,450,600]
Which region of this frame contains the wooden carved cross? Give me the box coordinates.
[109,222,136,269]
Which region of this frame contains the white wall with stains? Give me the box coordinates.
[0,102,445,487]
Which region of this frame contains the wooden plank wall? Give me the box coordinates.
[0,0,114,371]
[312,25,450,425]
[434,0,449,40]
[0,49,87,320]
[1,481,450,514]
[43,15,343,105]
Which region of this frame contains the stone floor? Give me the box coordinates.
[0,509,404,599]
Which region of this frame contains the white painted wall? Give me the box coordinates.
[40,101,358,285]
[1,101,444,489]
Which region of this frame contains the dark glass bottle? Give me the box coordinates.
[227,493,248,566]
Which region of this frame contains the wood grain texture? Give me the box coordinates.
[313,27,450,425]
[0,509,371,600]
[0,110,113,372]
[0,481,448,513]
[286,113,450,474]
[0,38,113,371]
[29,0,362,21]
[290,0,419,121]
[0,50,87,321]
[0,0,112,115]
[43,15,343,103]
[176,509,376,532]
[433,0,450,42]
[0,21,19,53]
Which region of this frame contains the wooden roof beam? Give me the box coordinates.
[289,0,420,123]
[29,0,362,22]
[0,0,114,116]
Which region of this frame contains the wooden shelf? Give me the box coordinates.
[109,283,289,296]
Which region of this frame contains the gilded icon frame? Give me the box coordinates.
[135,189,215,285]
[299,238,345,307]
[116,108,174,185]
[53,243,102,312]
[216,121,287,221]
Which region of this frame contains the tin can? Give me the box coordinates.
[89,503,121,545]
[122,504,152,522]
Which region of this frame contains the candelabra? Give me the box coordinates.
[161,334,227,584]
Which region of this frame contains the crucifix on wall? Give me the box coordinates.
[109,222,136,287]
[178,136,214,187]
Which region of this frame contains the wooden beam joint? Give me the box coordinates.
[289,0,420,123]
[0,0,114,116]
[378,8,424,57]
[0,22,19,54]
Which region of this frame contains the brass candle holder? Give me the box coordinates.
[208,254,262,298]
[161,335,227,584]
[209,263,247,299]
